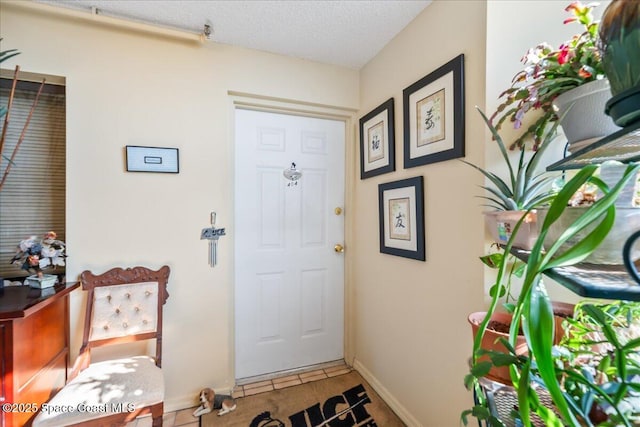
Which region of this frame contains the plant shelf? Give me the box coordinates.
[546,120,640,171]
[510,247,640,301]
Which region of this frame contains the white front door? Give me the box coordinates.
[234,108,345,380]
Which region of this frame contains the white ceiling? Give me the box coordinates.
[35,0,431,69]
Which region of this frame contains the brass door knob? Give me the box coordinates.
[334,244,344,253]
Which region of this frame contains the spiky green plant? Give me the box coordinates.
[462,107,560,212]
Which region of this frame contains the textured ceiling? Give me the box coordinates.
[35,0,431,69]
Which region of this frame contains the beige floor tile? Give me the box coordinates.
[162,411,176,427]
[299,369,325,379]
[243,379,273,390]
[323,363,348,374]
[135,416,152,427]
[243,383,275,396]
[300,372,328,383]
[326,367,351,377]
[174,407,199,426]
[272,374,300,384]
[273,378,302,389]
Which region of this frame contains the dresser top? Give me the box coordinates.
[0,282,80,319]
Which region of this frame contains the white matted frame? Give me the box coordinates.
[403,54,465,168]
[359,98,395,179]
[378,176,425,261]
[126,145,179,173]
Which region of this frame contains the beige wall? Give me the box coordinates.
[353,1,487,425]
[0,1,359,411]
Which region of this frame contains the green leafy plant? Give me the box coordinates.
[491,1,605,150]
[515,163,640,426]
[462,211,532,427]
[598,0,640,95]
[462,108,559,211]
[597,0,640,127]
[556,300,640,425]
[480,250,526,306]
[463,162,640,427]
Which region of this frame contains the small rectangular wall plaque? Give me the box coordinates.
[125,145,179,173]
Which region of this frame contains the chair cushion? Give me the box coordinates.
[32,356,163,427]
[90,282,159,341]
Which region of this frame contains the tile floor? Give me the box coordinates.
[126,362,351,427]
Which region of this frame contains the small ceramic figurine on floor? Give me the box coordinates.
[193,387,237,417]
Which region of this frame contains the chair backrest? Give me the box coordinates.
[79,265,170,367]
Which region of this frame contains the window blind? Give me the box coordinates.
[0,79,66,280]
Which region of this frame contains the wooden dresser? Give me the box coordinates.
[0,282,79,427]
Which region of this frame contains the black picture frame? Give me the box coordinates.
[378,176,425,261]
[359,98,395,179]
[403,54,465,168]
[125,145,180,173]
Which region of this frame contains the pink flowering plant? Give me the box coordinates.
[491,1,606,150]
[10,231,66,277]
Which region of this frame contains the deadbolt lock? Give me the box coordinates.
[334,207,343,215]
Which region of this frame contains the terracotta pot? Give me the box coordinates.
[551,301,575,345]
[469,305,575,384]
[468,311,528,384]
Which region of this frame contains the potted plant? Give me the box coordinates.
[492,1,618,151]
[598,0,640,127]
[556,300,640,425]
[462,162,640,427]
[463,108,559,250]
[462,107,566,385]
[537,160,640,265]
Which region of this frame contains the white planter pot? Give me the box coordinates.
[484,210,538,250]
[26,274,57,289]
[553,79,621,151]
[537,207,640,265]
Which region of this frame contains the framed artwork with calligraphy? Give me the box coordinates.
[378,176,425,261]
[403,54,464,168]
[359,98,395,179]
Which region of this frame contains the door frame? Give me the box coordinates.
[228,91,358,382]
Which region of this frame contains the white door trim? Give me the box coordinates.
[227,91,357,382]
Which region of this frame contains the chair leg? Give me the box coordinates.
[151,403,164,427]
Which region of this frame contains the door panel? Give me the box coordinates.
[235,108,345,379]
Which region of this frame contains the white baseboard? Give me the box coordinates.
[165,394,197,413]
[352,359,422,427]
